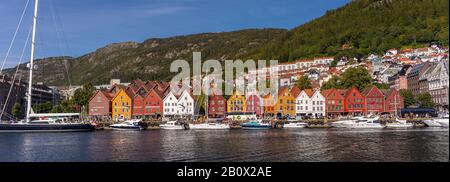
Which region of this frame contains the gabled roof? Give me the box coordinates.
[290,86,301,98]
[278,86,291,97]
[303,89,314,97]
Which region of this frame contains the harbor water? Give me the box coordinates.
[0,128,448,162]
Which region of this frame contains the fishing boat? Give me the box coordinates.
[385,118,413,129]
[283,122,308,128]
[241,119,271,130]
[0,0,94,132]
[110,119,146,130]
[160,121,187,130]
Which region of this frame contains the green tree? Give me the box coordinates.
[321,75,342,90]
[72,82,96,110]
[399,89,415,107]
[417,93,434,108]
[373,82,390,90]
[11,102,21,118]
[33,102,53,113]
[295,76,313,90]
[340,67,373,91]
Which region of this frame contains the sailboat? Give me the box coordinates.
[0,0,94,132]
[189,88,230,130]
[385,94,413,129]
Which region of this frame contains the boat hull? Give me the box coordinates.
[0,123,95,132]
[110,126,144,130]
[189,124,230,130]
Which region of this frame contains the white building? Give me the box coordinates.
[295,90,313,117]
[310,90,326,117]
[176,90,195,116]
[428,60,449,113]
[163,92,179,117]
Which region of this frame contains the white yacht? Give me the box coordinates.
[423,115,449,127]
[435,115,449,127]
[342,117,385,129]
[189,122,230,130]
[283,122,308,128]
[160,121,186,130]
[385,118,413,129]
[110,119,145,130]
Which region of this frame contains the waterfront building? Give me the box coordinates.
[227,91,247,113]
[88,90,113,120]
[295,88,314,117]
[176,89,195,117]
[111,85,134,121]
[143,85,167,118]
[275,87,296,118]
[246,94,263,117]
[131,87,146,119]
[163,91,179,117]
[343,87,366,116]
[427,60,449,113]
[208,94,226,118]
[263,93,276,117]
[382,89,404,115]
[310,89,326,118]
[322,88,345,117]
[362,86,385,115]
[407,62,432,96]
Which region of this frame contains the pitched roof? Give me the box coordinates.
[304,89,314,97]
[290,86,301,98]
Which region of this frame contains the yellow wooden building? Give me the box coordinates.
[111,88,133,121]
[263,93,276,116]
[275,87,296,118]
[227,91,247,112]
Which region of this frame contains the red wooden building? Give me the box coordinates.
[322,88,345,117]
[246,94,263,117]
[143,81,169,118]
[208,94,227,118]
[362,86,385,115]
[343,87,365,116]
[88,90,113,119]
[382,89,404,114]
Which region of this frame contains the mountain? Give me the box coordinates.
[246,0,449,61]
[3,0,448,86]
[4,28,287,85]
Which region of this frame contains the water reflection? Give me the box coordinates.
[0,128,448,162]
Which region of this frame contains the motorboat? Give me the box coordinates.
[241,119,271,129]
[342,117,385,129]
[385,118,413,129]
[283,122,308,128]
[160,121,187,130]
[422,119,443,127]
[330,116,366,128]
[189,122,230,130]
[435,115,449,127]
[110,119,146,130]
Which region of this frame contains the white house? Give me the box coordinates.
[295,89,313,117]
[310,90,326,117]
[163,91,179,117]
[176,90,195,117]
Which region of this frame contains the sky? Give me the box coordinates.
[0,0,350,69]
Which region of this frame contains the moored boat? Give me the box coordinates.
[342,117,385,129]
[283,122,308,128]
[189,122,230,130]
[110,119,146,130]
[241,119,271,130]
[0,117,95,132]
[160,121,188,130]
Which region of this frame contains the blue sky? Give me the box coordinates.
[0,0,350,68]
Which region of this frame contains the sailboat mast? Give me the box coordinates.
[26,0,39,122]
